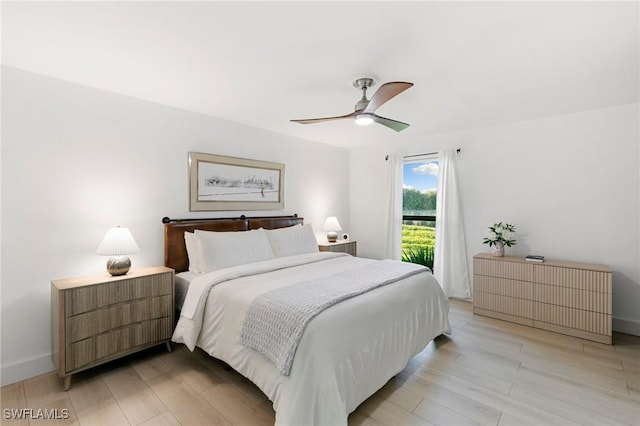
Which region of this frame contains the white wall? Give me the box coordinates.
[350,103,640,335]
[0,67,350,385]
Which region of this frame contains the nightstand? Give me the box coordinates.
[51,266,175,390]
[318,240,357,256]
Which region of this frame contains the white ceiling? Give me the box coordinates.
[2,1,638,148]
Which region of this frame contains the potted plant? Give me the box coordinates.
[482,222,516,257]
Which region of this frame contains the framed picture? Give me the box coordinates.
[189,152,285,211]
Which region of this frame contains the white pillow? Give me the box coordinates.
[184,231,203,273]
[265,223,319,258]
[195,228,274,272]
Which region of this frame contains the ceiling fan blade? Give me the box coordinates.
[363,82,413,114]
[372,114,411,132]
[291,111,357,124]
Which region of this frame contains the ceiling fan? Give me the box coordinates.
[291,78,414,132]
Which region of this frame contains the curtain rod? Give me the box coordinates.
[405,148,461,159]
[385,148,460,161]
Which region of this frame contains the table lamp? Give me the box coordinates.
[96,226,140,276]
[323,217,342,243]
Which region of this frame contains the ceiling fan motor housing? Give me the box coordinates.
[355,98,369,111]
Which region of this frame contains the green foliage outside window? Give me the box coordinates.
[403,188,436,212]
[401,186,437,270]
[401,224,435,270]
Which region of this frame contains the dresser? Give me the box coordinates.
[318,240,357,256]
[473,253,612,344]
[51,266,175,390]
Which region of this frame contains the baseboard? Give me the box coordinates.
[613,316,640,337]
[0,352,55,387]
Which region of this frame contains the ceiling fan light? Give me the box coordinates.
[355,114,374,126]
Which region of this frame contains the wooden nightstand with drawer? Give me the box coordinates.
[318,240,357,256]
[51,266,175,390]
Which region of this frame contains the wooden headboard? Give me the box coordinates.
[162,215,304,273]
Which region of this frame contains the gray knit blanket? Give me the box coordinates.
[238,259,428,376]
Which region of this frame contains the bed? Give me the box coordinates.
[164,215,451,426]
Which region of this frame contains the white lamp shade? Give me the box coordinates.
[323,217,342,232]
[96,227,140,256]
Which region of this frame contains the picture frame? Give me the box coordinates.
[189,152,285,211]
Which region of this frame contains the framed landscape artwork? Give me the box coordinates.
[189,152,285,211]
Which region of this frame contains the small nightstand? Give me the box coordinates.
[318,240,357,256]
[51,266,175,390]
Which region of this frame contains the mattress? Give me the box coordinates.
[174,271,200,310]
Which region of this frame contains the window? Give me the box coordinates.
[402,156,438,269]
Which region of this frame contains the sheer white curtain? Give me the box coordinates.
[434,149,471,298]
[384,154,403,260]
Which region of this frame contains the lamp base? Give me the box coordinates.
[106,256,131,276]
[327,231,338,243]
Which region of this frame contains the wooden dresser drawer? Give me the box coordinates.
[65,273,173,316]
[66,316,173,372]
[474,257,534,281]
[533,303,611,336]
[66,294,173,344]
[474,275,534,299]
[473,291,534,319]
[534,265,611,292]
[534,284,611,314]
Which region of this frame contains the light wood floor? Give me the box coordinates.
[2,300,639,425]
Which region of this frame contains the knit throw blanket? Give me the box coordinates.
[238,259,428,376]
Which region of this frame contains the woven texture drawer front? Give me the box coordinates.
[534,265,611,292]
[474,275,534,299]
[66,316,173,372]
[533,303,610,335]
[66,294,173,344]
[65,273,173,316]
[534,284,611,314]
[474,258,534,281]
[473,292,534,318]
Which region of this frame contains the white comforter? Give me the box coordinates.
[172,252,451,426]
